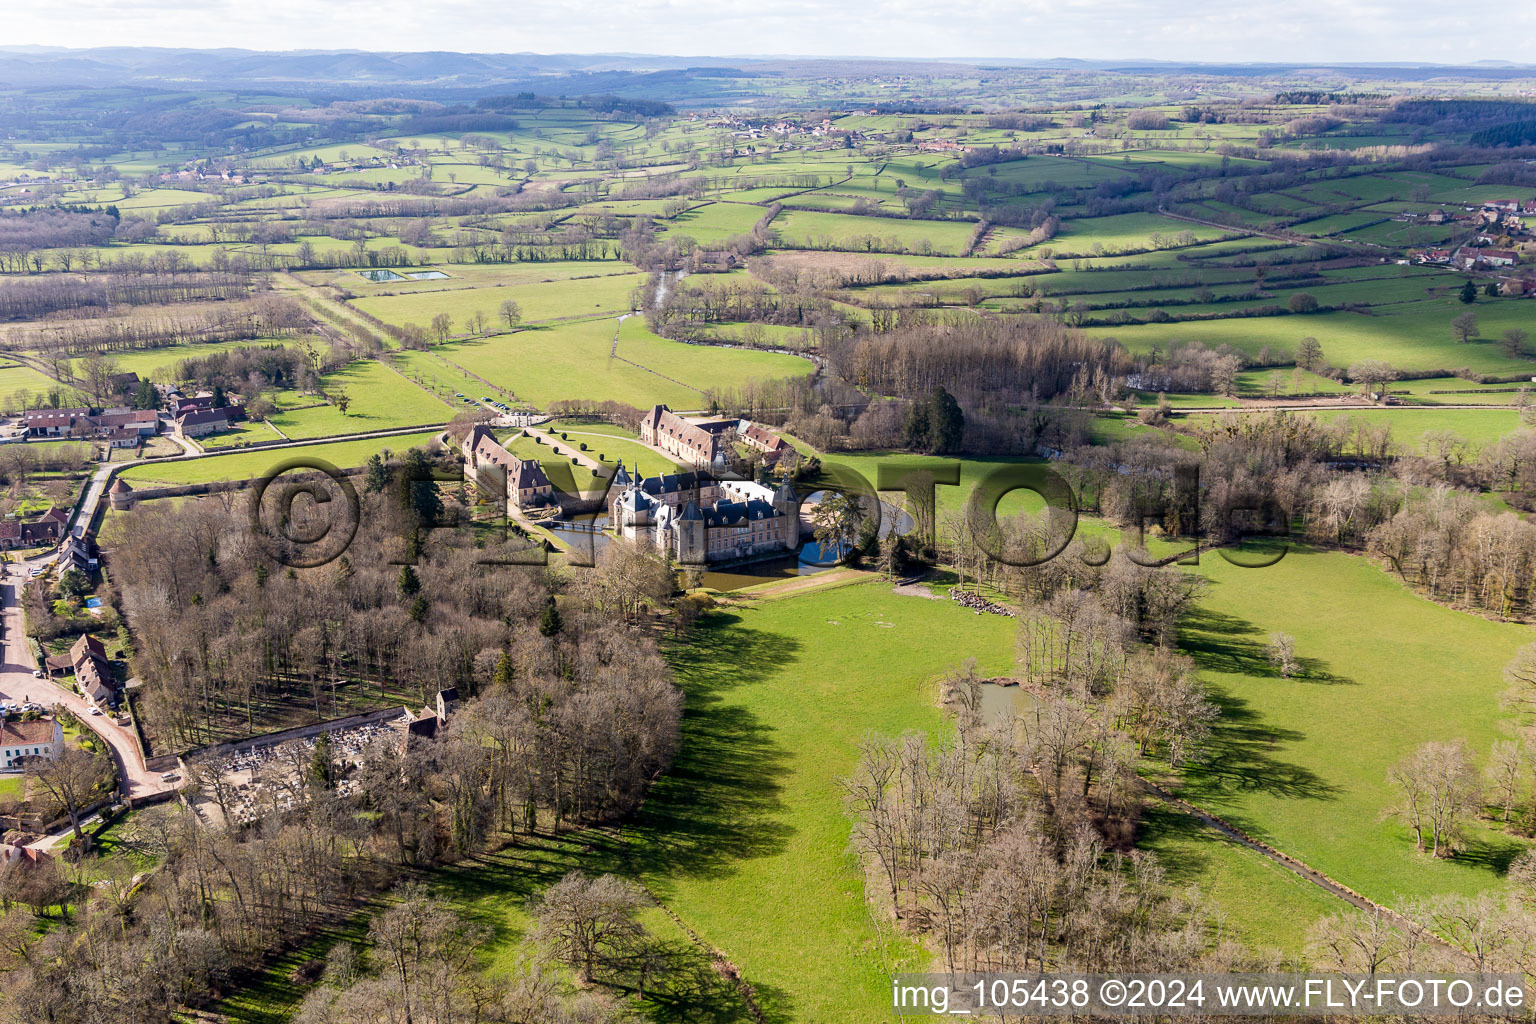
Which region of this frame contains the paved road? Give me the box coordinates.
[74,462,113,539]
[0,420,466,807]
[0,564,174,803]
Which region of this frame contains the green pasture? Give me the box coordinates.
[1087,300,1536,376]
[1045,212,1235,255]
[1175,550,1530,910]
[117,430,443,487]
[662,202,766,244]
[349,271,645,329]
[199,421,283,449]
[1313,407,1524,453]
[630,582,1017,1019]
[0,363,64,402]
[266,360,452,439]
[1137,807,1345,956]
[773,210,978,255]
[436,315,810,411]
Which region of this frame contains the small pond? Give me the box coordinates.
[979,681,1037,724]
[357,269,406,282]
[407,270,450,280]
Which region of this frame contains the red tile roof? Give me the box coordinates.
[0,719,57,746]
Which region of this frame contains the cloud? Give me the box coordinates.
[2,0,1532,62]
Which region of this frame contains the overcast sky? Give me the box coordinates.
[4,0,1533,65]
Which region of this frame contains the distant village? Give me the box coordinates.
[1409,197,1535,286]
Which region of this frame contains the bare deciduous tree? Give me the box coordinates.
[531,871,646,983]
[1388,740,1480,857]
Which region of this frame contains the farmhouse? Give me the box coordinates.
[739,420,791,464]
[105,371,140,399]
[20,406,159,442]
[95,409,159,435]
[691,250,740,273]
[638,405,735,467]
[610,469,799,563]
[174,406,234,438]
[0,717,63,769]
[1482,249,1520,267]
[462,424,555,510]
[46,634,115,707]
[61,534,98,574]
[22,408,91,437]
[0,507,69,550]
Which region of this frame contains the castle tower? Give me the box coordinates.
[676,500,707,565]
[653,500,677,555]
[773,477,800,549]
[108,477,135,511]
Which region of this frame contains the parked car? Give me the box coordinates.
[31,669,42,678]
[88,706,102,716]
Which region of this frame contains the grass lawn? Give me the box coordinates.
[1313,408,1524,453]
[228,581,1021,1023]
[1137,806,1347,956]
[200,420,284,449]
[1181,407,1525,455]
[389,350,486,400]
[1086,301,1536,377]
[0,774,25,802]
[621,581,1017,1020]
[544,421,688,479]
[494,429,606,492]
[0,363,65,404]
[117,430,443,486]
[349,271,645,329]
[439,318,701,409]
[427,838,749,1020]
[614,318,814,395]
[774,210,978,255]
[437,316,812,411]
[1174,548,1531,910]
[266,360,452,439]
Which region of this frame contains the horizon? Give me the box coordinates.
[2,2,1534,67]
[2,43,1536,70]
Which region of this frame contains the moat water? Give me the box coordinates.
[542,495,914,592]
[542,512,842,591]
